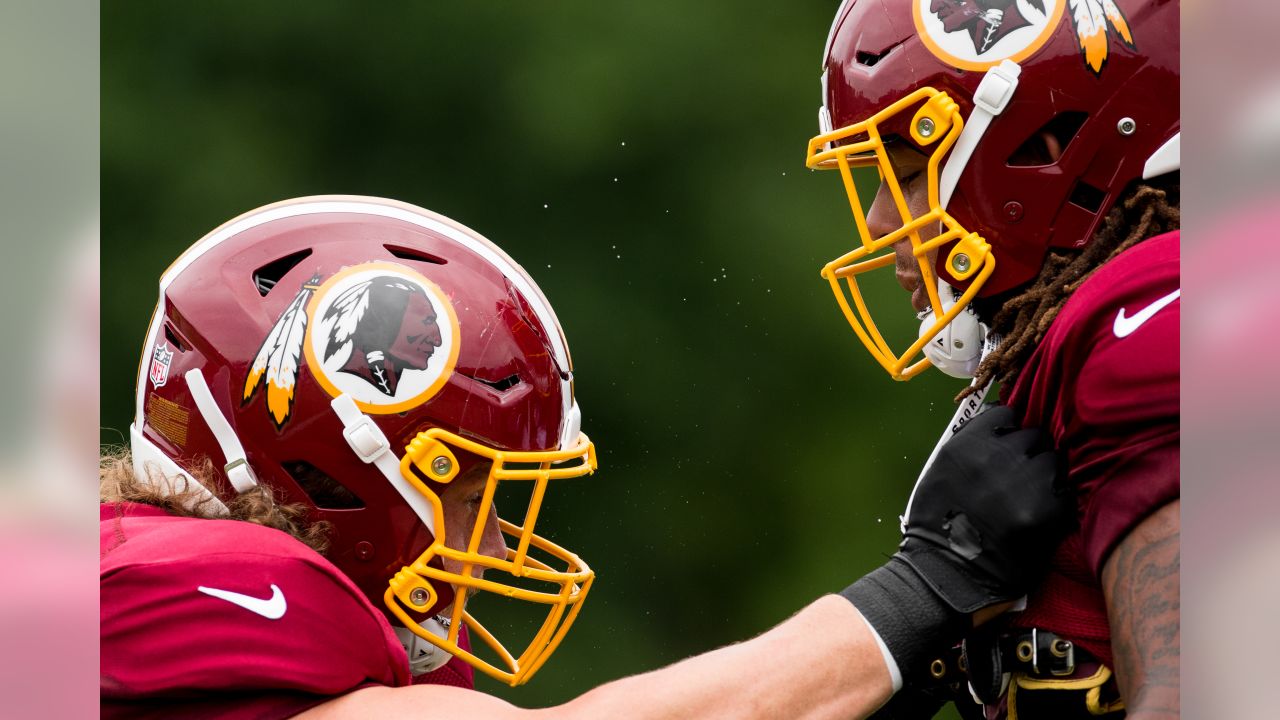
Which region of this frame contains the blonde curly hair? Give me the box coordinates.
[100,448,331,554]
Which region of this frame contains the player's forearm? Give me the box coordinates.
[550,595,893,720]
[1103,500,1180,719]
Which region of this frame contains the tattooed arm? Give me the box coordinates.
[1101,499,1179,719]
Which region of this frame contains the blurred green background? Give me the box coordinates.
[102,2,965,712]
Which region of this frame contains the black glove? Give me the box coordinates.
[840,404,1073,675]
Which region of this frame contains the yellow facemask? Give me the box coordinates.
[386,428,597,686]
[806,88,996,381]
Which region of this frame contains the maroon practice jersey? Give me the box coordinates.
[1002,230,1181,666]
[101,501,474,719]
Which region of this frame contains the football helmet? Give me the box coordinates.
[130,196,597,686]
[807,0,1179,380]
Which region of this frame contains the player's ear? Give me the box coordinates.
[1007,130,1065,166]
[1041,131,1063,163]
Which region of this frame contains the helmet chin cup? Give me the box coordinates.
[393,615,453,676]
[919,281,987,379]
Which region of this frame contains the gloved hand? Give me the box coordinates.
[840,404,1073,677]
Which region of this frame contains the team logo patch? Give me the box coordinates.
[303,262,461,415]
[149,342,174,388]
[914,0,1134,75]
[914,0,1065,71]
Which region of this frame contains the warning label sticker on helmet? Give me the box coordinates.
[914,0,1065,71]
[304,262,461,414]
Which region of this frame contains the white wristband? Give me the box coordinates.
[855,605,904,693]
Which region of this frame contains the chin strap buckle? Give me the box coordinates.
[938,59,1022,209]
[329,393,440,538]
[972,59,1021,116]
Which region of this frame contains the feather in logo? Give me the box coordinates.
[243,275,322,428]
[1068,0,1134,74]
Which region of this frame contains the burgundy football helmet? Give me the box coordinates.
[807,0,1179,379]
[131,196,597,686]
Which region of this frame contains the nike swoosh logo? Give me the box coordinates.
[198,584,287,620]
[1114,289,1180,338]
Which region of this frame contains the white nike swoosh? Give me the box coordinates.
[1114,289,1180,338]
[198,583,287,620]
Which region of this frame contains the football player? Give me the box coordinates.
[101,196,1073,719]
[806,0,1178,717]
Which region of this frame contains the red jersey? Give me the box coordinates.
[1002,231,1181,666]
[101,502,473,719]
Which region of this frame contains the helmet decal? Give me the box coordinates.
[303,262,461,414]
[243,275,321,428]
[149,341,174,388]
[1066,0,1135,75]
[914,0,1065,71]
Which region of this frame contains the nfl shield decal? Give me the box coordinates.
[150,342,174,388]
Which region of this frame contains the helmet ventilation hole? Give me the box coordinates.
[385,245,447,265]
[856,50,889,67]
[474,374,522,393]
[163,322,188,352]
[252,249,314,297]
[854,39,905,67]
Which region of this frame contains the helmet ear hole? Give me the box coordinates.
[285,460,365,509]
[252,249,313,296]
[384,244,448,266]
[1006,112,1088,167]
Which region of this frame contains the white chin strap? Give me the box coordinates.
[919,280,989,379]
[329,393,456,676]
[131,367,259,512]
[939,59,1021,209]
[393,615,454,676]
[184,368,259,493]
[329,393,438,537]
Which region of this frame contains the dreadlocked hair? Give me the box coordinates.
[100,448,331,554]
[960,178,1180,401]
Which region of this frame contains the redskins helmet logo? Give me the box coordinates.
[303,262,460,415]
[243,262,461,427]
[914,0,1132,75]
[915,0,1064,70]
